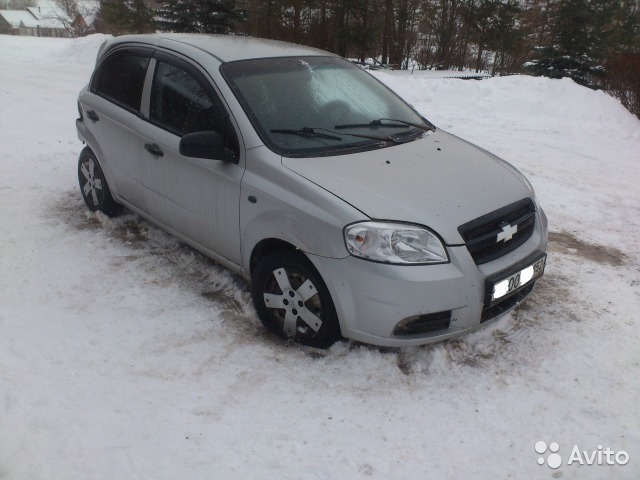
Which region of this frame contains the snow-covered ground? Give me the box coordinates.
[1,35,639,480]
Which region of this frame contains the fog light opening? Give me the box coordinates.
[393,311,452,336]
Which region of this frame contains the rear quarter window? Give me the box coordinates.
[91,52,150,112]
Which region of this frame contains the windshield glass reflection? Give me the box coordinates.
[221,56,432,157]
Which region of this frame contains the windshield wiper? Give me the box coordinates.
[272,127,401,144]
[271,127,342,141]
[335,118,435,132]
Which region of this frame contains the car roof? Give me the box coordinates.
[102,33,336,63]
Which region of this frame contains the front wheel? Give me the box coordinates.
[77,147,121,216]
[252,251,341,348]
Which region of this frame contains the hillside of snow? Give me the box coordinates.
[0,35,639,479]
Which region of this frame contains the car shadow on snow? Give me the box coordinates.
[51,191,259,329]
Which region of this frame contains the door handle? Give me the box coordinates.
[86,109,99,122]
[144,143,164,157]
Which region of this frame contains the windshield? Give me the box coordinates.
[220,56,432,157]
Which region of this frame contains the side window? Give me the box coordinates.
[149,62,213,136]
[92,53,150,112]
[149,60,238,153]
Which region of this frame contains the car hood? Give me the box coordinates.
[281,130,533,244]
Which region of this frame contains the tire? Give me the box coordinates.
[252,251,341,348]
[78,147,121,216]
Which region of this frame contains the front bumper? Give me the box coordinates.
[308,211,548,347]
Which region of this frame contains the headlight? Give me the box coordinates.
[344,222,448,265]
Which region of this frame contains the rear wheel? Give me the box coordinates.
[78,147,121,216]
[252,251,341,348]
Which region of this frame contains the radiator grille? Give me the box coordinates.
[458,198,536,265]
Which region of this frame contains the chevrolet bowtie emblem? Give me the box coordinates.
[497,223,518,243]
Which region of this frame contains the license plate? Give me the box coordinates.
[491,255,546,303]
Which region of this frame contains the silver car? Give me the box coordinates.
[76,34,548,348]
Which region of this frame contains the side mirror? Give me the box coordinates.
[179,131,237,163]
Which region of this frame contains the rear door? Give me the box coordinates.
[84,47,152,211]
[136,51,244,265]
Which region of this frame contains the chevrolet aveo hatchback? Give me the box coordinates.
[76,34,548,348]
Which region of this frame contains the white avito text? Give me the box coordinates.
[567,445,630,466]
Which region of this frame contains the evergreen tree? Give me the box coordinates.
[616,0,640,53]
[158,0,246,34]
[602,0,640,119]
[129,0,156,33]
[524,0,617,89]
[485,0,523,75]
[96,0,155,34]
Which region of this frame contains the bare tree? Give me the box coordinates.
[55,0,79,18]
[33,0,93,37]
[37,0,78,36]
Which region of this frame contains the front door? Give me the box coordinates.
[136,54,244,264]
